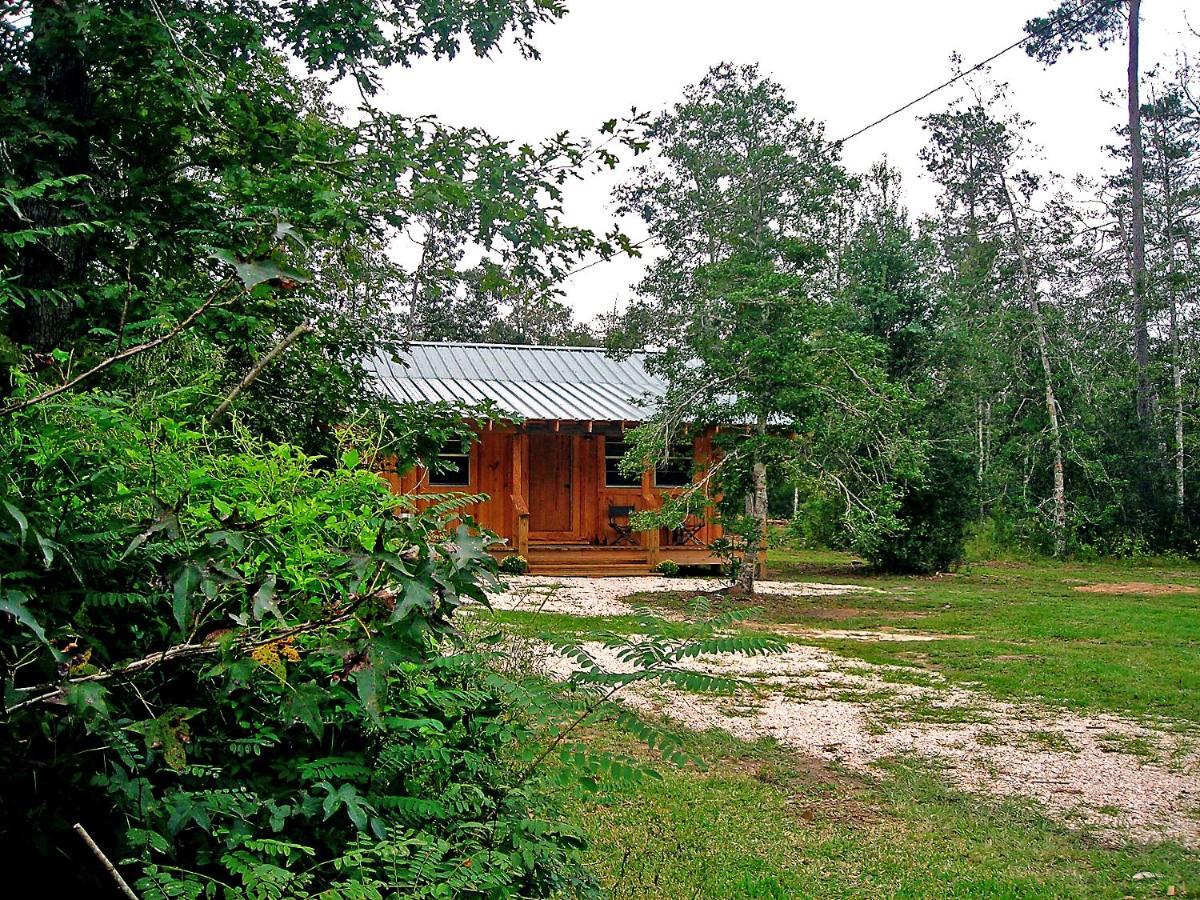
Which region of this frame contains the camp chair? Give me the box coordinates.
[608,504,637,546]
[671,515,705,547]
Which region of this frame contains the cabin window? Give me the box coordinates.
[604,439,642,488]
[428,447,471,487]
[654,442,694,488]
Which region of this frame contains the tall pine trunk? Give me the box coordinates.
[1128,0,1152,422]
[1000,176,1067,556]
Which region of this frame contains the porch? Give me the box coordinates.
[502,426,724,575]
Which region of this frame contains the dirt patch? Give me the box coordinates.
[756,623,975,643]
[629,592,909,625]
[1074,582,1199,595]
[541,640,1200,848]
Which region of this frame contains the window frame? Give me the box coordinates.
[427,446,472,488]
[653,441,694,488]
[604,438,643,489]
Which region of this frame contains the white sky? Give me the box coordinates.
[354,0,1198,324]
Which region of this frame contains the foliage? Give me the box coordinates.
[611,64,929,585]
[837,163,976,572]
[0,386,584,895]
[0,0,642,453]
[0,0,655,893]
[654,560,681,577]
[500,553,531,575]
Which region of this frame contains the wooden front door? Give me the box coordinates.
[528,434,574,537]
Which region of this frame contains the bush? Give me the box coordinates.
[500,553,531,575]
[858,443,976,574]
[0,393,593,896]
[655,559,681,577]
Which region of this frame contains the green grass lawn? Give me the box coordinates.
[559,720,1197,899]
[643,550,1200,725]
[497,551,1200,897]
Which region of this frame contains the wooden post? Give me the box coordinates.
[640,464,660,567]
[513,496,530,558]
[512,431,530,558]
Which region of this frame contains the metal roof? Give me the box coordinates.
[366,342,665,421]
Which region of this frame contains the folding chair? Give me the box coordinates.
[608,504,637,546]
[671,515,705,547]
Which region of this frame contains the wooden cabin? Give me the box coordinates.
[368,342,724,575]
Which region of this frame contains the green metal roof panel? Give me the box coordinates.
[366,342,664,421]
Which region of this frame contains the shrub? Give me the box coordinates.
[655,559,681,577]
[857,443,976,574]
[0,393,592,896]
[500,553,531,575]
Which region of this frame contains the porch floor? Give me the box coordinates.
[500,543,722,576]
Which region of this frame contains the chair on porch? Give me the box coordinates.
[608,504,637,546]
[671,514,705,547]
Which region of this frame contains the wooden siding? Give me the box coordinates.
[384,425,722,558]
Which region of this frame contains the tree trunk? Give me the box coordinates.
[736,420,769,594]
[1000,176,1067,556]
[1128,0,1152,422]
[1158,119,1185,519]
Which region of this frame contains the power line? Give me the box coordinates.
[837,36,1032,144]
[836,0,1114,145]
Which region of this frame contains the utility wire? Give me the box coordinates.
[837,0,1115,145]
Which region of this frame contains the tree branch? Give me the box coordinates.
[3,585,391,714]
[209,322,314,425]
[1,277,236,417]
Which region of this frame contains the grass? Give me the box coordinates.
[504,550,1200,895]
[559,717,1198,899]
[734,550,1200,725]
[488,549,1200,724]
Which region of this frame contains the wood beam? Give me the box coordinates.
[511,431,529,557]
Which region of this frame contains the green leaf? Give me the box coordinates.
[252,574,281,622]
[173,565,200,631]
[353,664,385,723]
[0,589,47,644]
[34,532,57,568]
[208,249,310,290]
[1,499,28,543]
[65,681,109,716]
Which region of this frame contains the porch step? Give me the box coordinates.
[528,552,648,564]
[529,563,653,577]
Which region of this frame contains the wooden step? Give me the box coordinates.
[528,553,647,565]
[529,561,652,575]
[529,544,647,553]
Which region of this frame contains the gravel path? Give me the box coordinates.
[490,574,876,617]
[491,576,1200,848]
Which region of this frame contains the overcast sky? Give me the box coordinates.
[353,0,1198,324]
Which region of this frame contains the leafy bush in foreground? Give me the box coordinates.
[0,389,592,896]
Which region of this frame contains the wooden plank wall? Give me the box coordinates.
[383,426,722,548]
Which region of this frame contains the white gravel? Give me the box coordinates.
[490,574,875,617]
[490,575,1200,849]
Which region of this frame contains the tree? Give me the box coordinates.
[1,1,638,450]
[614,64,925,590]
[838,163,977,571]
[1026,0,1153,421]
[1143,76,1200,522]
[0,2,660,892]
[922,89,1070,555]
